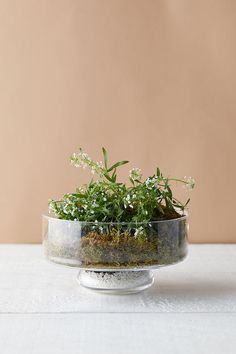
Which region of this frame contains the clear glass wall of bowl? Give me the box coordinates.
[42,215,188,270]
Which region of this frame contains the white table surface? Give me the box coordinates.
[0,244,235,354]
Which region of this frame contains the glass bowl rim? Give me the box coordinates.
[42,212,188,225]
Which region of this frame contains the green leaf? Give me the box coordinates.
[129,177,134,186]
[156,167,160,177]
[156,203,164,214]
[112,169,117,182]
[104,173,114,182]
[73,193,86,198]
[107,160,129,172]
[184,198,190,207]
[102,147,108,169]
[167,186,172,199]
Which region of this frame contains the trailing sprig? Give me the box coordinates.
[70,147,128,183]
[49,148,195,222]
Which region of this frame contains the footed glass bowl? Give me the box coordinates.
[42,215,188,294]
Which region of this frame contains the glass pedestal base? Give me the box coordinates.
[77,270,154,294]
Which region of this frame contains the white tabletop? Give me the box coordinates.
[0,244,235,354]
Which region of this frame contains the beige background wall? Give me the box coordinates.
[0,0,235,243]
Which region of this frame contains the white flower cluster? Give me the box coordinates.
[124,194,134,209]
[48,195,79,219]
[48,199,56,214]
[76,186,85,194]
[70,151,91,168]
[91,161,104,175]
[129,168,142,181]
[145,176,159,190]
[70,150,104,176]
[63,194,80,217]
[134,226,147,240]
[183,176,195,190]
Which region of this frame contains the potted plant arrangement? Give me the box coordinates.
[43,148,194,294]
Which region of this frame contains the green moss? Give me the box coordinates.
[79,231,156,267]
[79,227,184,268]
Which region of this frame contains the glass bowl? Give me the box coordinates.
[42,215,188,294]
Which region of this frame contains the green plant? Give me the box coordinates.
[48,148,195,223]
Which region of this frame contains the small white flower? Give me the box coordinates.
[129,168,142,181]
[145,176,158,189]
[183,176,195,190]
[48,201,55,214]
[91,166,96,174]
[76,187,84,193]
[134,226,145,238]
[70,149,104,177]
[124,194,135,209]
